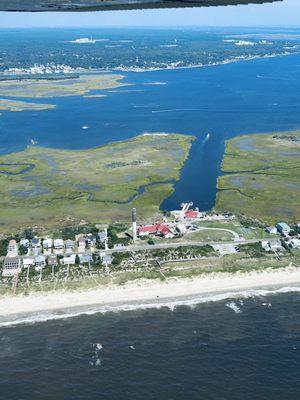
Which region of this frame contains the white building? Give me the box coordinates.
[54,239,64,254]
[261,239,283,252]
[175,223,187,235]
[35,255,46,271]
[2,257,21,277]
[265,226,277,235]
[43,238,53,250]
[62,254,76,266]
[289,239,300,249]
[65,239,75,253]
[23,257,35,269]
[7,239,18,254]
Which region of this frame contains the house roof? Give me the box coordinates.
[48,256,58,265]
[276,222,290,228]
[185,210,199,219]
[138,223,171,235]
[54,238,64,244]
[79,254,93,262]
[266,226,276,230]
[35,255,46,262]
[23,257,35,263]
[65,239,75,245]
[138,225,159,234]
[4,256,20,264]
[158,225,171,235]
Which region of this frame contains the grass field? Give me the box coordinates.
[0,133,194,233]
[216,131,300,224]
[153,228,234,244]
[163,251,300,277]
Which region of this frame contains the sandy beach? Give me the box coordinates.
[1,266,300,320]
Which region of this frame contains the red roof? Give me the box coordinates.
[138,223,171,235]
[185,210,199,219]
[158,225,171,235]
[138,225,158,234]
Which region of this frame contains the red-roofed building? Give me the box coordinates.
[138,225,158,236]
[185,210,199,220]
[137,223,174,239]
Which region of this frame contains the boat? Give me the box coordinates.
[71,37,97,44]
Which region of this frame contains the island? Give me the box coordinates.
[0,73,128,112]
[0,98,55,112]
[216,131,300,224]
[0,133,194,233]
[0,74,128,98]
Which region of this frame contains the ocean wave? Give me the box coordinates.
[226,301,242,314]
[0,285,299,328]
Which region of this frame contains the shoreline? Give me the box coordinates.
[1,266,300,324]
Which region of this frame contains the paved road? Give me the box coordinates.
[104,238,259,254]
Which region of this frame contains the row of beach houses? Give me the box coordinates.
[262,222,300,252]
[2,231,111,277]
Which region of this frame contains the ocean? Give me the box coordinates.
[0,28,300,398]
[0,289,299,399]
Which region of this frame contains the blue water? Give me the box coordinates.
[0,291,299,400]
[1,54,300,210]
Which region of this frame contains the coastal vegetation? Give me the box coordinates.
[0,98,55,112]
[0,133,194,233]
[0,74,128,98]
[216,131,300,224]
[1,247,299,297]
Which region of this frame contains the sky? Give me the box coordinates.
[0,0,299,28]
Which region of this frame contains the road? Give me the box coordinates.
[104,238,259,254]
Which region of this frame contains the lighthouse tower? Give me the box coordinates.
[132,207,137,241]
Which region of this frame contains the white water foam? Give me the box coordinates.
[0,286,299,328]
[226,301,242,314]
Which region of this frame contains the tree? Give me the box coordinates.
[23,229,34,240]
[19,245,28,256]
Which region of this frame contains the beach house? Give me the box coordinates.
[276,222,291,235]
[35,255,46,270]
[2,257,21,277]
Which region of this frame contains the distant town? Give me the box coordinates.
[1,202,300,293]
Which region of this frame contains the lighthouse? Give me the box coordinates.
[132,207,137,241]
